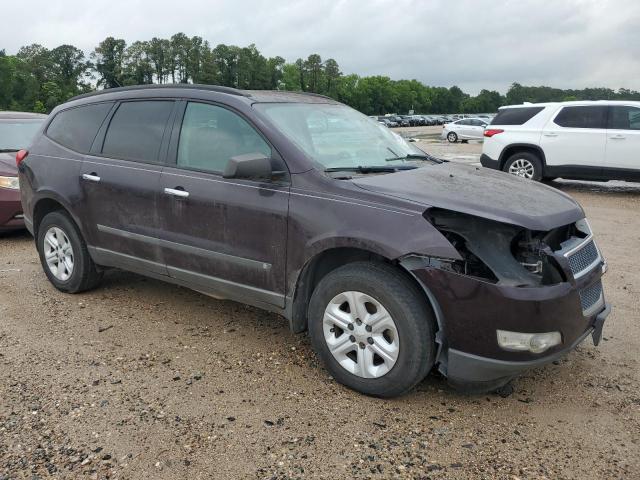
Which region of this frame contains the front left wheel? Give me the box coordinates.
[308,262,436,398]
[37,210,103,293]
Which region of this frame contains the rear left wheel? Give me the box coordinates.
[503,151,543,181]
[308,262,436,398]
[37,211,103,293]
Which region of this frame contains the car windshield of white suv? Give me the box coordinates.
[0,119,44,152]
[254,103,436,172]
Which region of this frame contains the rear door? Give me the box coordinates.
[80,99,176,274]
[468,119,486,139]
[158,101,290,307]
[605,105,640,180]
[540,105,607,172]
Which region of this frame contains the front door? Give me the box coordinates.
[605,105,640,180]
[540,105,607,173]
[158,101,290,307]
[80,99,176,274]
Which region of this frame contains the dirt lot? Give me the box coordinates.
[1,138,639,479]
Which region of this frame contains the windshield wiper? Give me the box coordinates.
[385,153,444,163]
[0,148,19,153]
[325,165,418,174]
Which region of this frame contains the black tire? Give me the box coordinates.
[503,151,543,181]
[36,210,103,293]
[308,262,436,398]
[447,131,458,143]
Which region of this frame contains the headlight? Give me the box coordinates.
[497,330,562,354]
[0,176,19,190]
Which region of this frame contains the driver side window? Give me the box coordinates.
[177,102,271,173]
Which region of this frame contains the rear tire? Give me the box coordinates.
[503,151,543,181]
[308,262,436,398]
[447,132,458,143]
[37,211,103,293]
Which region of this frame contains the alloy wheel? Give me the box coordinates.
[43,226,75,281]
[508,158,535,179]
[322,291,399,378]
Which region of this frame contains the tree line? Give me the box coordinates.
[1,34,639,115]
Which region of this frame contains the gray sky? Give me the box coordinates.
[3,0,639,94]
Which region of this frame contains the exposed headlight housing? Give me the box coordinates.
[0,176,19,190]
[497,330,562,354]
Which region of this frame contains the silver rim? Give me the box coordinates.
[323,291,399,378]
[447,133,457,142]
[43,226,74,281]
[508,159,535,179]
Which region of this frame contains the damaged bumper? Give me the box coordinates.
[407,263,609,392]
[446,303,610,392]
[401,215,610,393]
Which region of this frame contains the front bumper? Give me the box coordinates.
[446,303,610,392]
[0,188,24,231]
[405,256,608,392]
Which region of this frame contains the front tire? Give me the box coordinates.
[37,211,103,293]
[447,132,458,143]
[503,152,543,181]
[308,262,436,398]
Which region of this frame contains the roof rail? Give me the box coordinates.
[69,83,248,102]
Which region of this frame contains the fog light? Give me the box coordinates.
[496,330,562,354]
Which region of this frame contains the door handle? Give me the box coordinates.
[81,173,101,182]
[610,134,626,140]
[543,132,558,137]
[164,187,189,198]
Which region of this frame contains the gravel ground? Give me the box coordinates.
[1,139,639,479]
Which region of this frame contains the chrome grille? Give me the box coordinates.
[579,280,603,314]
[567,239,599,276]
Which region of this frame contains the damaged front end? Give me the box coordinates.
[402,208,610,393]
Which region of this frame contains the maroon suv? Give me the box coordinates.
[0,112,46,231]
[18,85,610,397]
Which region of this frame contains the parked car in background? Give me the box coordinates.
[481,101,640,181]
[420,115,437,126]
[388,115,409,127]
[0,111,47,232]
[18,84,609,398]
[442,117,488,142]
[378,117,398,127]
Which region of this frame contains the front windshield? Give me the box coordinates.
[0,119,44,151]
[254,103,425,169]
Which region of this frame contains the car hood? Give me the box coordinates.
[352,162,584,231]
[0,152,17,176]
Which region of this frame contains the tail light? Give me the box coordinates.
[16,149,29,166]
[484,129,504,138]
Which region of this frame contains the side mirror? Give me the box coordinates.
[223,153,273,180]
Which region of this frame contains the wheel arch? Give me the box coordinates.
[32,193,83,241]
[498,143,547,171]
[287,246,442,345]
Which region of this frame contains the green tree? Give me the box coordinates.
[92,37,127,88]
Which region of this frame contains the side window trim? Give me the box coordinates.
[93,98,178,165]
[166,99,289,182]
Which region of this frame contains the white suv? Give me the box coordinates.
[481,101,640,182]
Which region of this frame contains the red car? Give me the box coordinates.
[0,112,46,232]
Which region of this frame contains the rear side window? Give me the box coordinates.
[491,107,544,125]
[608,106,640,130]
[553,106,607,129]
[47,102,112,153]
[102,101,174,163]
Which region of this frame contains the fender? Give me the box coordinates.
[498,143,547,170]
